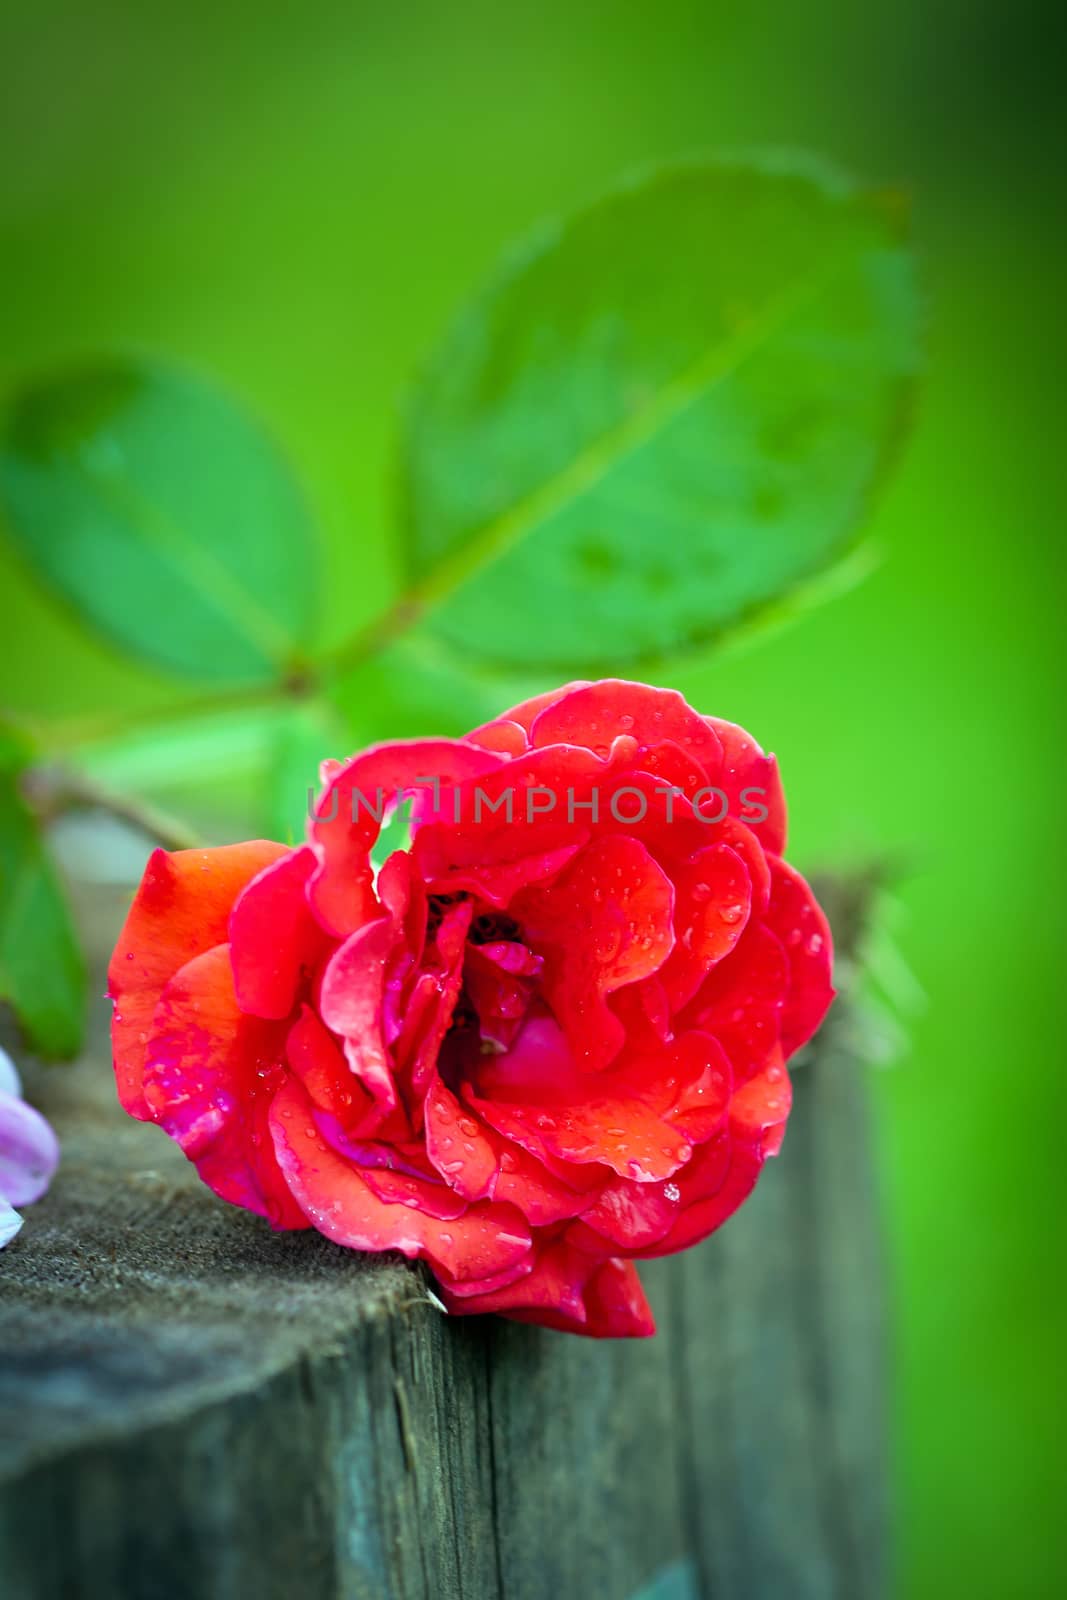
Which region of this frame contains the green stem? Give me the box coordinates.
[26,597,422,755]
[23,765,204,852]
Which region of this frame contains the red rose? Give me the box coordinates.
[110,680,833,1337]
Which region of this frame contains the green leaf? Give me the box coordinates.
[266,700,349,845]
[78,705,298,804]
[401,154,919,671]
[328,635,537,747]
[0,360,320,684]
[0,759,86,1059]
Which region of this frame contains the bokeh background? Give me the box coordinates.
[1,2,1062,1594]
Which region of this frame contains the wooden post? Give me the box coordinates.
[0,877,884,1599]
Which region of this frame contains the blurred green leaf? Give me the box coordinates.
[0,719,35,775]
[0,360,320,685]
[402,154,919,671]
[0,756,86,1059]
[329,635,538,746]
[77,704,297,798]
[266,700,349,844]
[75,703,307,842]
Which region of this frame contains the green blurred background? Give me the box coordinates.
[1,1,1062,1593]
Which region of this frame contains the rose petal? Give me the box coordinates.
[637,1133,763,1258]
[309,739,502,937]
[466,1015,695,1182]
[705,717,787,854]
[463,941,542,1049]
[491,1140,598,1226]
[465,719,529,757]
[411,744,603,906]
[530,680,724,778]
[425,1076,498,1201]
[441,1237,655,1338]
[764,857,835,1055]
[658,842,753,1011]
[569,1175,681,1253]
[426,1073,598,1224]
[110,842,288,1118]
[473,683,590,744]
[377,850,428,971]
[144,944,307,1230]
[286,1004,372,1125]
[0,1089,60,1206]
[407,900,473,1104]
[709,816,772,913]
[269,1077,532,1283]
[360,1163,469,1220]
[681,923,790,1082]
[230,846,331,1020]
[438,1235,590,1325]
[615,737,713,801]
[515,835,676,1070]
[579,1257,656,1338]
[729,1050,792,1155]
[319,917,401,1124]
[609,982,672,1063]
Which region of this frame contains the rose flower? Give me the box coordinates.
[110,680,833,1336]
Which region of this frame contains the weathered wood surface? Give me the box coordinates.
[0,876,884,1600]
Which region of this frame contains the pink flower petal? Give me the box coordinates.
[0,1088,59,1206]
